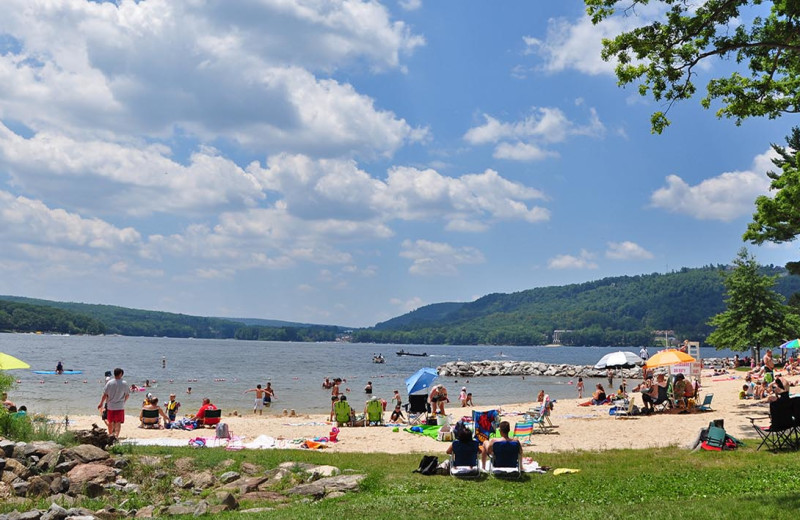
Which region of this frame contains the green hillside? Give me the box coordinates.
[0,296,342,341]
[354,265,800,346]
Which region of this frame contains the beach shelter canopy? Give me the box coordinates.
[405,367,438,395]
[0,352,30,370]
[644,349,695,369]
[778,339,800,350]
[594,351,644,369]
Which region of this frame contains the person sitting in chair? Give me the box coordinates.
[139,397,170,428]
[641,373,669,413]
[483,420,522,468]
[194,398,218,426]
[446,423,483,468]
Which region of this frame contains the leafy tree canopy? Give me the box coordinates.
[744,126,800,274]
[706,248,800,356]
[585,0,800,133]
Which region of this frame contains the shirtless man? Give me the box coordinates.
[763,349,775,383]
[243,384,266,415]
[263,382,275,407]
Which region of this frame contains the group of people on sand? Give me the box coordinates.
[243,383,276,415]
[96,367,232,436]
[738,349,797,403]
[445,420,522,470]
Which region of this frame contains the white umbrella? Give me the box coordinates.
[594,351,644,369]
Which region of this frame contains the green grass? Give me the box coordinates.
[4,444,800,519]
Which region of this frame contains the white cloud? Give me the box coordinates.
[548,249,598,270]
[256,154,550,228]
[399,0,422,11]
[605,241,654,260]
[494,142,559,161]
[390,296,424,312]
[0,191,141,250]
[0,0,425,159]
[525,6,663,76]
[464,107,605,162]
[400,239,485,276]
[650,150,774,222]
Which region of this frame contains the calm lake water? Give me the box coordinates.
[0,333,735,416]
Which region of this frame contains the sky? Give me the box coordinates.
[0,0,797,328]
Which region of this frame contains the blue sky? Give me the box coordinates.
[0,0,796,327]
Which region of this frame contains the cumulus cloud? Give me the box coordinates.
[524,6,663,76]
[547,249,598,270]
[0,0,425,158]
[464,107,605,162]
[255,154,550,228]
[605,241,654,260]
[400,239,485,276]
[649,150,774,222]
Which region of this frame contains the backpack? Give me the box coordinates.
[215,422,230,439]
[413,455,439,476]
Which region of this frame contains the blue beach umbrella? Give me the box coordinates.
[778,339,800,350]
[405,367,438,395]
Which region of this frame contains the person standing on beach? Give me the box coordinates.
[639,346,649,361]
[607,368,614,389]
[263,382,275,408]
[763,349,775,382]
[577,377,584,399]
[98,367,130,438]
[243,384,265,415]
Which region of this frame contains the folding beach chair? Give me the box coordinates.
[528,396,555,428]
[513,420,534,444]
[748,398,798,451]
[140,408,161,428]
[449,439,481,479]
[201,408,222,427]
[404,394,431,425]
[334,400,354,427]
[365,398,384,426]
[487,440,522,479]
[614,397,635,419]
[472,410,500,443]
[696,393,714,411]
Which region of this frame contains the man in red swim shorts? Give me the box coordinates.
[98,367,130,438]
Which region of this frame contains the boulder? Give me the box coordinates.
[23,441,63,459]
[66,463,116,489]
[62,444,109,464]
[39,502,68,520]
[285,474,365,498]
[190,470,215,489]
[219,471,240,484]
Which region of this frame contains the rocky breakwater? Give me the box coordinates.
[437,360,642,379]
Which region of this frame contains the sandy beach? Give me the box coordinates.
[59,369,777,455]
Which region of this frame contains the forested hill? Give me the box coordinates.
[0,296,343,341]
[354,266,800,346]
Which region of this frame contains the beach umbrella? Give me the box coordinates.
[0,352,30,370]
[405,367,438,395]
[644,349,695,369]
[594,351,644,369]
[778,339,800,350]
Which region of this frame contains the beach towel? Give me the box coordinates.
[404,424,442,440]
[553,468,580,475]
[473,410,500,443]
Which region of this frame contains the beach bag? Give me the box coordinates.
[413,455,439,476]
[216,422,230,439]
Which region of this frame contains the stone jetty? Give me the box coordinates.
[437,360,642,379]
[437,357,725,379]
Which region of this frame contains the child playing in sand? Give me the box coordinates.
[390,404,405,423]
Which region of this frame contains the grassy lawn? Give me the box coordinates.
[100,443,800,519]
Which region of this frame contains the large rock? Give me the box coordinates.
[62,444,109,464]
[285,474,365,499]
[36,450,63,472]
[23,441,63,459]
[66,463,116,489]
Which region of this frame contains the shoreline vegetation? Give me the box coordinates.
[3,265,800,346]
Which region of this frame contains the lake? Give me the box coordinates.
[0,333,736,416]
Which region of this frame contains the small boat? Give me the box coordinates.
[396,349,428,357]
[372,355,385,364]
[33,370,83,375]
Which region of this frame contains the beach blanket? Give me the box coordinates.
[404,425,442,440]
[473,410,500,443]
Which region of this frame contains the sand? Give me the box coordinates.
[63,370,772,455]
